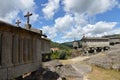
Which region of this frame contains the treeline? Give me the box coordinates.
[50,41,72,59]
[50,41,71,50]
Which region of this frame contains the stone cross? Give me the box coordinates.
[15,20,21,27]
[24,12,32,24]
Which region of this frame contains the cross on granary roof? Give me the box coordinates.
[24,12,32,24]
[15,20,21,27]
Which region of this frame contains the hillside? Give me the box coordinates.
[61,41,73,48]
[50,41,71,50]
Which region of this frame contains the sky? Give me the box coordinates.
[0,0,120,43]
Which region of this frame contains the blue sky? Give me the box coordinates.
[0,0,120,43]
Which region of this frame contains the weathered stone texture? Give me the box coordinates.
[2,32,13,67]
[88,44,120,70]
[0,68,7,80]
[12,35,19,65]
[0,21,50,80]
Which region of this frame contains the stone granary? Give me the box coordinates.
[81,37,110,54]
[0,12,50,80]
[103,34,120,45]
[109,37,120,45]
[73,40,79,49]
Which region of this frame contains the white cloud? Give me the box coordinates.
[30,13,39,23]
[40,0,119,43]
[83,21,117,34]
[63,0,118,15]
[0,11,19,23]
[0,0,37,23]
[41,14,75,39]
[41,13,118,42]
[42,26,57,39]
[63,21,118,39]
[42,0,60,19]
[54,14,74,32]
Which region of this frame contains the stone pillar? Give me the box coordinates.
[94,48,97,53]
[19,36,24,64]
[1,32,13,67]
[101,48,104,52]
[48,54,51,60]
[12,35,19,65]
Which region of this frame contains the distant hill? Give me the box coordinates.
[50,41,71,50]
[61,41,73,48]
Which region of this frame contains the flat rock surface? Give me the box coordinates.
[88,44,120,70]
[43,60,91,80]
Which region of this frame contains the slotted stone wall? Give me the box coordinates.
[0,21,50,80]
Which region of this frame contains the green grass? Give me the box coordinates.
[87,65,120,80]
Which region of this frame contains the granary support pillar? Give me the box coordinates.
[94,48,97,53]
[101,48,104,52]
[48,54,51,60]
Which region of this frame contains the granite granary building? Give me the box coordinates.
[0,12,51,80]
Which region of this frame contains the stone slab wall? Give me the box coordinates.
[0,21,47,80]
[41,38,50,54]
[86,41,109,47]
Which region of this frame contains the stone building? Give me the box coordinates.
[73,40,79,49]
[103,34,120,45]
[0,20,50,80]
[109,37,120,45]
[81,37,110,54]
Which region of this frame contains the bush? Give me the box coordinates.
[58,50,66,59]
[51,50,72,60]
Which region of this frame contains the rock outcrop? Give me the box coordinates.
[43,60,91,80]
[88,44,120,71]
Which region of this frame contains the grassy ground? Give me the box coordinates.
[87,65,120,80]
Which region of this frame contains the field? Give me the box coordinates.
[87,65,120,80]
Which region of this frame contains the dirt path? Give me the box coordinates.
[59,52,104,65]
[59,53,106,80]
[59,56,90,65]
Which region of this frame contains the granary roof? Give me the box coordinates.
[0,20,51,41]
[81,37,108,40]
[81,37,109,41]
[103,34,120,39]
[0,20,42,35]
